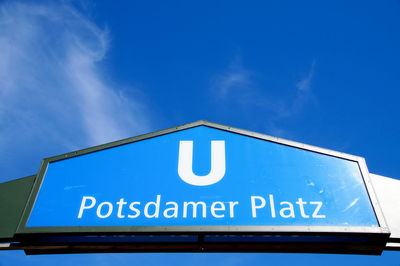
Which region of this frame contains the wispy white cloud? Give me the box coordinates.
[265,59,317,120]
[0,2,152,181]
[210,57,317,138]
[291,59,316,114]
[210,56,253,99]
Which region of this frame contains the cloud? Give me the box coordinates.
[0,2,152,181]
[210,56,253,99]
[265,59,317,119]
[266,60,317,137]
[210,57,317,138]
[291,59,316,114]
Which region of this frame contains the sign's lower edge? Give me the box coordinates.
[17,225,387,234]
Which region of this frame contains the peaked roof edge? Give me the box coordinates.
[43,120,364,165]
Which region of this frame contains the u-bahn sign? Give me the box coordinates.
[2,121,394,254]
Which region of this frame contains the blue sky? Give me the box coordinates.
[1,0,400,265]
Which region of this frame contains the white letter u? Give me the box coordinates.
[178,140,226,186]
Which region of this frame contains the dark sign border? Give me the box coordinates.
[16,120,390,238]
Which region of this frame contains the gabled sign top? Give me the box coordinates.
[40,120,364,164]
[17,120,387,236]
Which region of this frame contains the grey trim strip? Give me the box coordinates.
[18,225,385,234]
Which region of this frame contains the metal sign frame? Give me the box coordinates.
[15,120,390,252]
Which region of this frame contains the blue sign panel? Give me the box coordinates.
[25,125,378,228]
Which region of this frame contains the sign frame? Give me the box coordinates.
[15,120,390,240]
